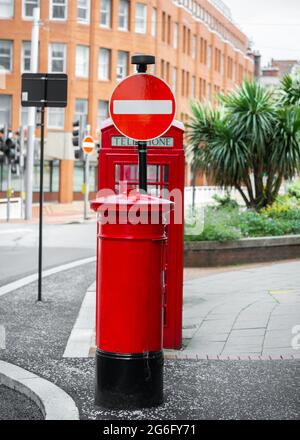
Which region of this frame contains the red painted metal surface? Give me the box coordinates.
[97,119,185,349]
[110,74,176,141]
[91,193,172,354]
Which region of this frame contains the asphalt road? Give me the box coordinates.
[0,386,43,420]
[0,222,96,286]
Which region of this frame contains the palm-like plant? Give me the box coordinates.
[279,74,300,106]
[187,78,300,210]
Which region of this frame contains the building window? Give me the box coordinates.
[173,22,178,49]
[192,35,196,59]
[162,11,166,42]
[0,0,14,18]
[49,43,66,73]
[167,15,171,45]
[118,0,129,31]
[50,0,67,20]
[21,41,31,72]
[77,0,90,23]
[151,8,157,37]
[207,45,212,69]
[0,94,11,128]
[47,107,65,129]
[0,40,12,72]
[191,75,195,98]
[117,50,128,80]
[75,98,88,126]
[98,48,111,80]
[135,3,147,34]
[100,0,111,28]
[97,100,108,127]
[22,0,39,19]
[172,67,177,94]
[75,45,89,78]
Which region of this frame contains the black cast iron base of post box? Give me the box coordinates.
[95,349,164,409]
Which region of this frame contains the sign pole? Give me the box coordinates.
[138,141,147,192]
[84,154,89,220]
[38,106,45,302]
[6,163,11,222]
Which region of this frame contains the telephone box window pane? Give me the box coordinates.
[124,164,137,181]
[115,164,120,181]
[163,165,169,183]
[147,165,160,181]
[148,185,159,197]
[161,186,169,199]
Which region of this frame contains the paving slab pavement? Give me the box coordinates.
[75,260,300,359]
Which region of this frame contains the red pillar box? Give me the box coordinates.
[91,192,173,409]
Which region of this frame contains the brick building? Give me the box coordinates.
[0,0,254,202]
[261,59,300,88]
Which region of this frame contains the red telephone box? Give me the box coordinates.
[97,118,185,349]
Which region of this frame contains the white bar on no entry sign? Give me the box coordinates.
[113,100,172,115]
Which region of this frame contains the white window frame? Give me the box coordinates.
[151,7,157,37]
[21,41,31,73]
[50,0,67,21]
[98,48,111,80]
[77,0,90,24]
[22,0,39,20]
[0,40,13,72]
[117,50,128,80]
[48,43,66,73]
[100,0,111,28]
[47,107,65,129]
[135,3,147,34]
[75,45,89,78]
[0,0,14,19]
[118,0,129,31]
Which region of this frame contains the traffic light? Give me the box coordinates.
[72,119,84,160]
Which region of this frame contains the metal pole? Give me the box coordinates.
[37,107,45,302]
[138,141,147,193]
[84,154,89,220]
[25,7,40,220]
[19,127,25,219]
[6,163,11,222]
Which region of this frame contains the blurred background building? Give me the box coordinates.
[0,0,254,203]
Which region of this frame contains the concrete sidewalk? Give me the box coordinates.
[65,260,300,360]
[0,201,95,225]
[180,260,300,358]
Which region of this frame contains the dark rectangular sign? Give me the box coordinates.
[21,73,68,108]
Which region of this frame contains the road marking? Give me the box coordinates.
[0,229,31,235]
[113,100,173,115]
[63,286,95,358]
[0,256,96,297]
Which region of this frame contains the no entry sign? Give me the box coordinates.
[82,135,95,155]
[110,74,176,141]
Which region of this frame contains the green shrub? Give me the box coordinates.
[288,180,300,199]
[239,210,292,237]
[196,206,242,242]
[184,193,300,242]
[212,192,239,210]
